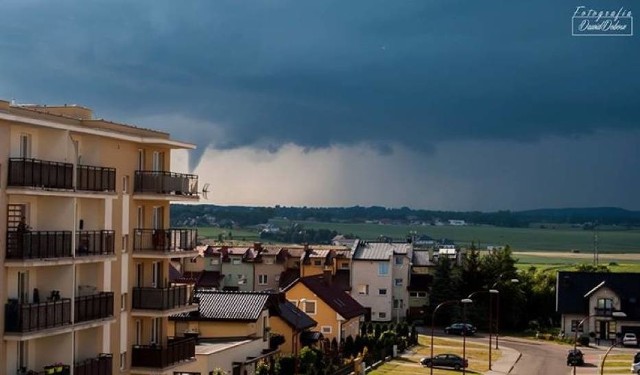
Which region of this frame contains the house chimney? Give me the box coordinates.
[323,269,332,286]
[254,242,263,253]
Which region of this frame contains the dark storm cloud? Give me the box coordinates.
[1,0,639,167]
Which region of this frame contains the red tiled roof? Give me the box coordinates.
[293,275,366,320]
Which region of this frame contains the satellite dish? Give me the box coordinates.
[201,183,211,200]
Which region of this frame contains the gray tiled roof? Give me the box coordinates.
[412,250,434,267]
[171,290,269,321]
[353,242,411,260]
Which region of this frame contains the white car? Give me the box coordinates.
[624,333,638,347]
[631,361,640,374]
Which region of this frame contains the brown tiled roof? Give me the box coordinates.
[293,275,366,320]
[267,293,317,330]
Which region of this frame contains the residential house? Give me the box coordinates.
[556,271,640,343]
[0,99,200,375]
[169,290,279,375]
[285,274,365,342]
[350,241,412,322]
[266,292,318,355]
[407,250,434,320]
[253,244,288,292]
[220,246,254,291]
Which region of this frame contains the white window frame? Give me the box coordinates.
[321,325,332,334]
[121,293,127,311]
[303,300,317,315]
[379,312,387,319]
[378,262,389,276]
[394,278,403,287]
[358,284,369,295]
[395,256,403,266]
[210,258,219,265]
[258,274,268,285]
[19,133,32,158]
[379,288,387,295]
[232,258,242,265]
[120,352,127,371]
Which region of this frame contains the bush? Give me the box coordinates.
[579,335,590,346]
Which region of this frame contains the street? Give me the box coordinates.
[499,337,567,375]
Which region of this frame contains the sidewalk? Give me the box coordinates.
[484,344,521,375]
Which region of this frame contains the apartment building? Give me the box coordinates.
[0,100,200,375]
[350,241,412,322]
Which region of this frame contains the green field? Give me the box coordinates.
[266,219,640,253]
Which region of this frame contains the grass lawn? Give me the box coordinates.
[266,219,640,253]
[369,335,498,375]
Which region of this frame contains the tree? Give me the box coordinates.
[429,257,461,324]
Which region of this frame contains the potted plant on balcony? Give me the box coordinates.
[43,365,55,375]
[53,363,64,373]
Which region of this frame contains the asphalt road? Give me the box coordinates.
[499,337,568,375]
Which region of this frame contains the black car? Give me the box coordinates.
[444,323,477,336]
[421,354,469,370]
[566,349,584,366]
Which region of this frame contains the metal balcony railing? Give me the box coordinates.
[75,292,114,323]
[77,164,116,192]
[8,158,73,190]
[6,230,73,260]
[131,285,191,311]
[4,298,72,333]
[76,230,115,256]
[131,337,196,368]
[134,170,198,196]
[133,228,197,252]
[74,354,113,375]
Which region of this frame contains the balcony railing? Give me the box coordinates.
[8,158,73,190]
[131,337,196,368]
[5,298,72,333]
[134,170,198,196]
[594,307,622,316]
[74,354,113,375]
[132,285,191,311]
[75,292,114,323]
[76,230,115,256]
[77,164,116,192]
[6,230,73,260]
[133,228,197,252]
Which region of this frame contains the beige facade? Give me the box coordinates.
[0,100,200,375]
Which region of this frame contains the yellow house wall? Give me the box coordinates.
[286,283,341,341]
[269,316,295,354]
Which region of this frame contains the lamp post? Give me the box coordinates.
[492,275,519,350]
[468,289,499,370]
[430,299,473,375]
[572,311,625,375]
[461,298,473,375]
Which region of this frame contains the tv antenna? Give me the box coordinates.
[200,183,211,200]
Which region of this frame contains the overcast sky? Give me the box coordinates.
[1,0,638,211]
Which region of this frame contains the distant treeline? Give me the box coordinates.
[171,205,640,228]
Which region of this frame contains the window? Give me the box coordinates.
[122,235,129,253]
[358,284,369,295]
[321,326,332,334]
[19,133,32,158]
[570,320,584,332]
[189,257,198,263]
[379,289,387,295]
[596,298,614,315]
[232,258,242,265]
[120,352,127,371]
[340,262,349,269]
[18,341,28,370]
[395,257,403,266]
[121,293,127,311]
[313,260,322,266]
[137,149,145,170]
[151,318,161,344]
[210,258,219,265]
[264,258,274,265]
[379,312,387,319]
[394,299,404,309]
[258,274,268,285]
[304,300,317,315]
[410,292,427,298]
[394,278,403,287]
[136,206,144,229]
[378,262,389,275]
[122,175,129,193]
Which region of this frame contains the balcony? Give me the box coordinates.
[134,170,198,197]
[76,230,115,257]
[74,354,113,375]
[594,307,623,317]
[75,292,114,324]
[8,158,73,190]
[133,228,197,258]
[131,337,196,369]
[76,164,116,192]
[5,298,72,334]
[6,230,73,261]
[132,285,193,312]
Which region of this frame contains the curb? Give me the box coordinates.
[507,352,522,374]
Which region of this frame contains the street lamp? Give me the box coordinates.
[460,298,473,375]
[572,311,626,375]
[468,289,499,370]
[430,298,473,375]
[492,275,519,349]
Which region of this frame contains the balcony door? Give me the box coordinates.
[151,261,161,288]
[7,204,28,230]
[136,263,144,288]
[135,320,142,345]
[152,151,165,172]
[137,149,145,170]
[152,207,163,230]
[19,133,32,158]
[151,318,161,344]
[18,271,29,304]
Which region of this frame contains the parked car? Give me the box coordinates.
[420,354,468,370]
[632,361,640,374]
[566,349,584,366]
[624,333,638,347]
[444,323,477,336]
